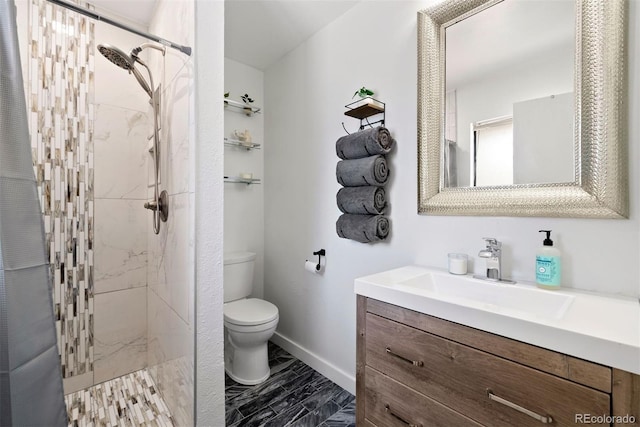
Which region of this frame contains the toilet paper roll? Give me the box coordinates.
[305,260,320,273]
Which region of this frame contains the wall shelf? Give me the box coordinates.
[224,137,261,150]
[224,176,261,185]
[344,100,384,119]
[224,98,261,116]
[344,97,385,131]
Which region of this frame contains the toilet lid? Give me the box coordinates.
[224,298,279,326]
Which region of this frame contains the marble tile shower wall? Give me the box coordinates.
[145,0,195,425]
[28,0,95,383]
[92,98,149,387]
[92,18,150,389]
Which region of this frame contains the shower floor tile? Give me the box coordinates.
[226,342,355,427]
[65,369,175,427]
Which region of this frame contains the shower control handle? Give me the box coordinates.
[143,190,169,222]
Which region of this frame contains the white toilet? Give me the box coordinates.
[223,251,279,385]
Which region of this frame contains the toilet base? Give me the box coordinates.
[225,365,269,386]
[224,329,273,385]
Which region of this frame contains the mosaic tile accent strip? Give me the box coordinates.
[29,0,95,379]
[65,369,175,426]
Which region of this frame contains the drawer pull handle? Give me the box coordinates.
[487,390,553,424]
[385,404,422,427]
[386,347,424,367]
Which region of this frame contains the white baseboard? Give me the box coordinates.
[270,332,356,395]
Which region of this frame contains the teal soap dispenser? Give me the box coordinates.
[536,230,562,289]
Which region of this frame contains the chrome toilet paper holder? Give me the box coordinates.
[309,249,326,271]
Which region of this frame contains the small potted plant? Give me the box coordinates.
[352,86,381,108]
[353,86,374,99]
[241,93,255,115]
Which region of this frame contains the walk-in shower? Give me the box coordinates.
[98,43,168,234]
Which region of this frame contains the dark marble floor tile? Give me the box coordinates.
[291,360,314,376]
[225,408,243,426]
[237,385,287,417]
[226,378,283,411]
[268,341,288,361]
[225,341,354,427]
[260,369,306,397]
[281,366,318,391]
[225,380,253,401]
[321,400,355,427]
[306,370,333,391]
[331,389,355,408]
[290,399,341,427]
[303,381,348,412]
[229,405,277,427]
[270,357,297,376]
[269,382,317,414]
[274,353,296,362]
[263,403,309,427]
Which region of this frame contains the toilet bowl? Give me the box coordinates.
[223,252,279,385]
[224,298,279,384]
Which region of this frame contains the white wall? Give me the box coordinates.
[264,0,640,393]
[224,58,265,298]
[195,0,225,425]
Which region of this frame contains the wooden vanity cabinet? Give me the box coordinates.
[356,296,640,427]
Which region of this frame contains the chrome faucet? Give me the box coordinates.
[475,238,515,283]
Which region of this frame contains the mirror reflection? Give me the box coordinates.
[444,0,575,188]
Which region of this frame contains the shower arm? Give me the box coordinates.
[133,43,167,57]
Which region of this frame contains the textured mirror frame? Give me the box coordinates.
[417,0,628,218]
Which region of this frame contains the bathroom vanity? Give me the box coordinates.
[354,266,640,426]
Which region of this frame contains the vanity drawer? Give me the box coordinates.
[366,366,482,427]
[366,313,611,427]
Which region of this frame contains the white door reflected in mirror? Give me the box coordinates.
[472,116,513,187]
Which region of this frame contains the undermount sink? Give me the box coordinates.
[394,270,575,320]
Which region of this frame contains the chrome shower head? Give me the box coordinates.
[97,43,153,99]
[97,44,133,70]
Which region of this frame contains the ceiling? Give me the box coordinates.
[88,0,359,71]
[89,0,158,28]
[225,0,359,70]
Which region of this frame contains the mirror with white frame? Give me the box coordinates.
[418,0,628,217]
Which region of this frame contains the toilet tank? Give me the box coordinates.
[223,252,256,303]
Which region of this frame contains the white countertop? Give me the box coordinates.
[354,265,640,375]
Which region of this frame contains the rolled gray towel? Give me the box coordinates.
[336,127,395,160]
[336,155,388,187]
[336,214,390,243]
[337,186,386,214]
